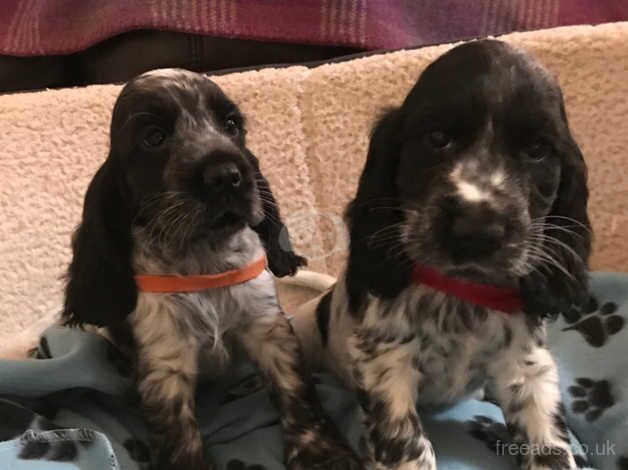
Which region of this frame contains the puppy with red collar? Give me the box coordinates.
[294,40,590,470]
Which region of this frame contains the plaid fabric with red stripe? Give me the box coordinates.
[1,0,627,57]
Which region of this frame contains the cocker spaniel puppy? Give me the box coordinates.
[62,69,361,470]
[298,40,591,470]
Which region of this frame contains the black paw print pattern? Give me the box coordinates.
[562,296,624,347]
[617,456,628,469]
[568,378,615,422]
[19,428,94,463]
[468,415,510,454]
[226,458,267,470]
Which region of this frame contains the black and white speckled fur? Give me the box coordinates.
[294,41,591,470]
[130,227,359,470]
[307,278,573,470]
[62,69,361,470]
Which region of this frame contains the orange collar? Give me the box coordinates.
[135,255,267,293]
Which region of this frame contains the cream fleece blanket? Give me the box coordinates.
[1,22,627,357]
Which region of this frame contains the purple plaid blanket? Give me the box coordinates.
[1,1,627,56]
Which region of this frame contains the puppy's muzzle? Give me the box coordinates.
[439,197,508,261]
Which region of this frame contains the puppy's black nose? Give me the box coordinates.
[203,162,242,192]
[441,198,507,260]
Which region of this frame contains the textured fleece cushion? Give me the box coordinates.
[1,23,628,347]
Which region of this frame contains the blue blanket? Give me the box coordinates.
[0,273,627,470]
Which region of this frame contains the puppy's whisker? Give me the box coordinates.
[529,222,584,239]
[368,224,405,246]
[177,206,205,251]
[262,210,282,228]
[528,233,582,262]
[259,201,282,226]
[539,215,592,233]
[369,228,402,242]
[256,190,279,203]
[169,207,198,249]
[368,206,414,214]
[258,193,279,208]
[524,243,575,281]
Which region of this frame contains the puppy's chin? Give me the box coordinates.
[204,187,264,227]
[405,241,525,286]
[442,263,521,286]
[196,210,256,238]
[194,195,264,239]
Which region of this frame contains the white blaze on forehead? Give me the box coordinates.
[450,164,491,203]
[457,180,490,202]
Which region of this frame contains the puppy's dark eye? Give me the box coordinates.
[142,127,166,149]
[427,130,453,150]
[523,141,552,161]
[224,116,240,136]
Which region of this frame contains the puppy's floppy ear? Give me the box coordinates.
[244,149,307,277]
[345,109,411,316]
[63,157,137,327]
[521,108,592,318]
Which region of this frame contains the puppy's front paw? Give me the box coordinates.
[285,432,364,470]
[520,271,587,319]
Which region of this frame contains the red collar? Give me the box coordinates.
[411,265,522,314]
[135,255,266,293]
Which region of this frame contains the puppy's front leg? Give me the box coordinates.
[237,311,363,470]
[489,340,575,470]
[131,310,210,470]
[349,329,435,470]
